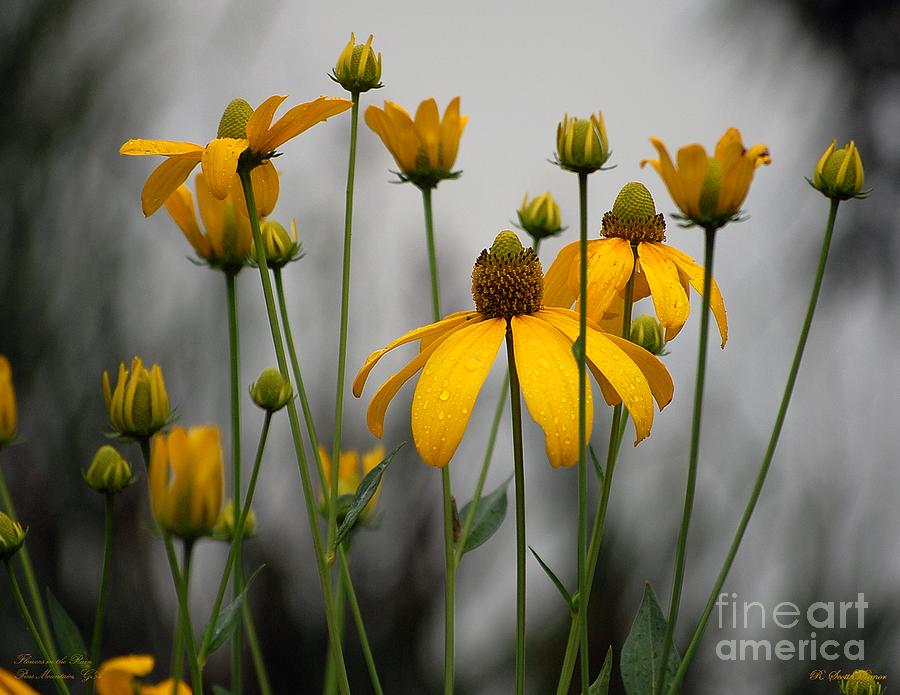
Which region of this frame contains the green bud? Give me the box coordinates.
[213,499,256,542]
[840,670,884,695]
[630,315,666,355]
[84,445,135,494]
[333,34,383,93]
[217,98,253,139]
[517,192,563,240]
[250,367,292,412]
[258,219,301,268]
[490,230,525,259]
[0,512,25,559]
[556,112,610,173]
[813,140,865,200]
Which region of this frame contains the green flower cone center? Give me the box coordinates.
[602,181,666,243]
[350,45,378,82]
[131,379,153,432]
[613,181,657,221]
[472,232,543,318]
[699,158,722,217]
[217,98,253,139]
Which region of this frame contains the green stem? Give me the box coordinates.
[323,572,346,695]
[242,601,273,695]
[505,326,527,695]
[162,535,202,695]
[239,167,350,695]
[421,183,456,695]
[86,495,114,695]
[576,171,590,695]
[0,468,58,661]
[665,199,841,695]
[225,270,244,695]
[5,560,69,695]
[556,245,636,695]
[654,225,717,695]
[199,413,271,661]
[338,545,384,695]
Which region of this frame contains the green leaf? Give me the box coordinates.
[590,647,613,695]
[46,588,88,662]
[335,442,405,548]
[620,583,680,695]
[458,476,511,555]
[589,444,604,483]
[206,565,265,656]
[212,686,233,695]
[529,546,574,610]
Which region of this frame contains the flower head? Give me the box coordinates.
[149,426,223,539]
[0,355,17,447]
[319,445,385,521]
[630,315,666,356]
[544,182,728,347]
[812,140,866,200]
[95,655,192,695]
[84,445,135,495]
[365,97,467,189]
[102,357,170,438]
[556,112,610,173]
[333,33,383,93]
[0,511,25,559]
[354,232,674,468]
[164,166,279,272]
[517,192,564,241]
[840,669,884,695]
[121,95,352,216]
[253,219,302,268]
[641,128,770,229]
[250,367,293,412]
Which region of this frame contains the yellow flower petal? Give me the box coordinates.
[194,173,228,259]
[246,95,288,151]
[139,679,192,695]
[257,96,352,153]
[577,238,634,322]
[542,240,580,307]
[675,144,709,219]
[414,98,441,170]
[120,139,203,157]
[163,185,211,259]
[511,315,592,468]
[0,668,40,695]
[200,138,247,200]
[637,242,690,339]
[663,244,728,347]
[233,160,280,218]
[600,333,674,410]
[96,654,155,695]
[411,318,506,467]
[538,308,655,444]
[439,97,464,171]
[642,137,688,214]
[141,152,202,217]
[353,313,478,398]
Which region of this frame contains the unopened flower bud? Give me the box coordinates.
[102,357,170,438]
[84,445,135,494]
[556,112,610,173]
[812,140,865,200]
[840,669,884,695]
[0,512,25,559]
[333,33,383,93]
[250,368,292,412]
[517,192,563,240]
[0,356,17,448]
[630,315,666,355]
[256,219,301,268]
[213,499,256,541]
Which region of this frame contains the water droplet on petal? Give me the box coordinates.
[439,390,450,401]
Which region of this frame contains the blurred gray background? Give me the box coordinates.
[1,0,898,693]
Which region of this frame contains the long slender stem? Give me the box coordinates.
[86,495,114,695]
[654,225,717,695]
[0,469,58,661]
[225,270,244,695]
[242,602,273,695]
[556,245,636,695]
[162,534,201,694]
[5,561,69,695]
[323,568,347,695]
[239,168,350,695]
[505,327,527,695]
[666,199,841,694]
[338,545,384,695]
[576,171,590,695]
[421,184,456,695]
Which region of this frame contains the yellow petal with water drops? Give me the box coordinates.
[420,311,479,351]
[259,96,352,153]
[537,307,655,444]
[353,313,479,397]
[246,95,288,152]
[511,315,591,468]
[578,238,634,320]
[164,185,211,259]
[411,318,506,467]
[642,137,688,215]
[0,667,40,694]
[675,144,709,218]
[233,160,280,218]
[201,137,246,200]
[601,333,674,410]
[141,152,202,216]
[414,99,441,170]
[367,326,458,438]
[542,240,579,307]
[195,172,228,259]
[439,97,464,170]
[120,139,203,157]
[637,242,690,338]
[663,244,728,347]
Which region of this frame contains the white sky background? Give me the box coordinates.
[109,0,899,691]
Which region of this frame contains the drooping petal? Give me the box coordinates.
[243,160,280,218]
[413,98,441,170]
[194,172,228,259]
[200,137,247,199]
[439,97,464,170]
[163,185,211,259]
[120,139,203,156]
[637,242,690,340]
[141,152,202,216]
[663,244,728,347]
[246,95,288,151]
[600,333,674,410]
[366,326,458,438]
[578,238,634,322]
[675,144,709,219]
[538,308,655,444]
[542,240,579,307]
[420,310,478,351]
[257,96,352,152]
[511,315,591,468]
[96,654,155,695]
[641,137,688,214]
[365,104,417,173]
[353,313,480,397]
[411,318,506,467]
